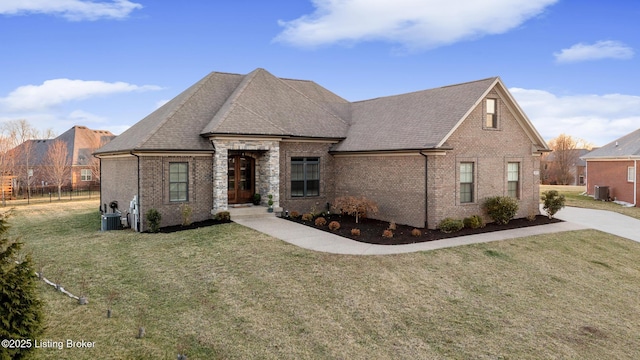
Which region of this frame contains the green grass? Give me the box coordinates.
[541,185,640,220]
[8,200,640,359]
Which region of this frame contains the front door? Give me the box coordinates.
[228,155,254,204]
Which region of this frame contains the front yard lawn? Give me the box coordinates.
[9,200,640,359]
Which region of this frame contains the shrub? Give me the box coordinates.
[215,211,230,221]
[388,221,397,230]
[382,229,394,238]
[290,211,300,218]
[541,190,566,219]
[351,228,361,236]
[0,211,43,360]
[328,221,340,231]
[438,218,464,233]
[145,208,162,233]
[315,217,327,226]
[411,228,422,237]
[332,196,379,223]
[463,215,485,229]
[301,213,313,222]
[179,203,193,226]
[483,196,519,225]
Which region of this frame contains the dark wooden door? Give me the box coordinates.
[228,155,254,204]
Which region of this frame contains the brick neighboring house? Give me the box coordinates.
[582,128,640,206]
[95,68,549,231]
[541,149,589,185]
[9,125,115,195]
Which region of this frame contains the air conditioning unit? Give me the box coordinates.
[594,185,609,201]
[101,213,122,231]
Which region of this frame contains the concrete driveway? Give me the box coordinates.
[552,206,640,243]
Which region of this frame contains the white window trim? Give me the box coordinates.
[628,166,635,182]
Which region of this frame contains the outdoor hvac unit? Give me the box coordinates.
[101,213,122,231]
[594,185,609,201]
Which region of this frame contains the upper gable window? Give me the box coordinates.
[485,98,497,129]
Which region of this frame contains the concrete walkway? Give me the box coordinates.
[231,204,640,255]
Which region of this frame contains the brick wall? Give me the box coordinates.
[586,160,638,205]
[100,156,138,218]
[426,91,542,228]
[139,155,214,230]
[334,155,426,228]
[279,141,335,215]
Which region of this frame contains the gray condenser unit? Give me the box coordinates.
[594,185,609,201]
[101,213,122,231]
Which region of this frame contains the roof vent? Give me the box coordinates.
[615,141,619,147]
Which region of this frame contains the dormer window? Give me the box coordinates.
[485,98,497,128]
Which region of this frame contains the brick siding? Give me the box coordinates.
[586,160,638,205]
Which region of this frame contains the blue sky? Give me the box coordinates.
[1,0,638,146]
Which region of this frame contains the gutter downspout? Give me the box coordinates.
[420,151,429,229]
[131,151,141,232]
[634,159,637,207]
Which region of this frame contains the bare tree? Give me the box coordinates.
[544,134,594,185]
[87,135,110,183]
[44,140,70,200]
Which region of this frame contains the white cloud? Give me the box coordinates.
[510,87,640,146]
[0,79,162,111]
[275,0,558,50]
[0,0,142,21]
[554,40,634,63]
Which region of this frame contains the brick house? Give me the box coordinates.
[8,125,115,195]
[95,68,549,231]
[582,128,640,206]
[540,149,589,185]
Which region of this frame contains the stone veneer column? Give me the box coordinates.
[212,143,228,211]
[257,143,280,208]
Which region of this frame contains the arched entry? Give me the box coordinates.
[228,155,254,204]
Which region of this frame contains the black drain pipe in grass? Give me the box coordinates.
[420,151,429,229]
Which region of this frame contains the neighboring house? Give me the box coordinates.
[9,125,115,194]
[95,68,549,231]
[541,149,589,185]
[581,128,640,206]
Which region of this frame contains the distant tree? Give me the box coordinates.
[0,210,44,360]
[87,135,110,184]
[543,134,594,185]
[44,140,70,200]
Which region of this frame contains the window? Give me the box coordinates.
[485,98,497,128]
[81,169,92,181]
[460,162,474,203]
[629,166,635,182]
[507,162,520,198]
[291,157,319,197]
[169,163,188,202]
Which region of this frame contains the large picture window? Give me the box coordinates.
[169,162,188,202]
[507,162,520,198]
[460,162,474,203]
[291,157,319,197]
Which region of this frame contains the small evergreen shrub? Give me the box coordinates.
[301,213,313,222]
[351,228,361,236]
[463,215,485,229]
[483,196,519,225]
[145,208,162,233]
[315,217,327,226]
[382,229,394,238]
[541,190,566,219]
[290,211,300,218]
[328,221,340,231]
[438,218,464,233]
[411,228,422,237]
[215,211,231,221]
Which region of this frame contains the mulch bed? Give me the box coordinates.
[286,214,563,245]
[156,218,232,233]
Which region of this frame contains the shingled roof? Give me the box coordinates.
[582,128,640,160]
[96,68,546,155]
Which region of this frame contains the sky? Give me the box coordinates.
[1,0,639,147]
